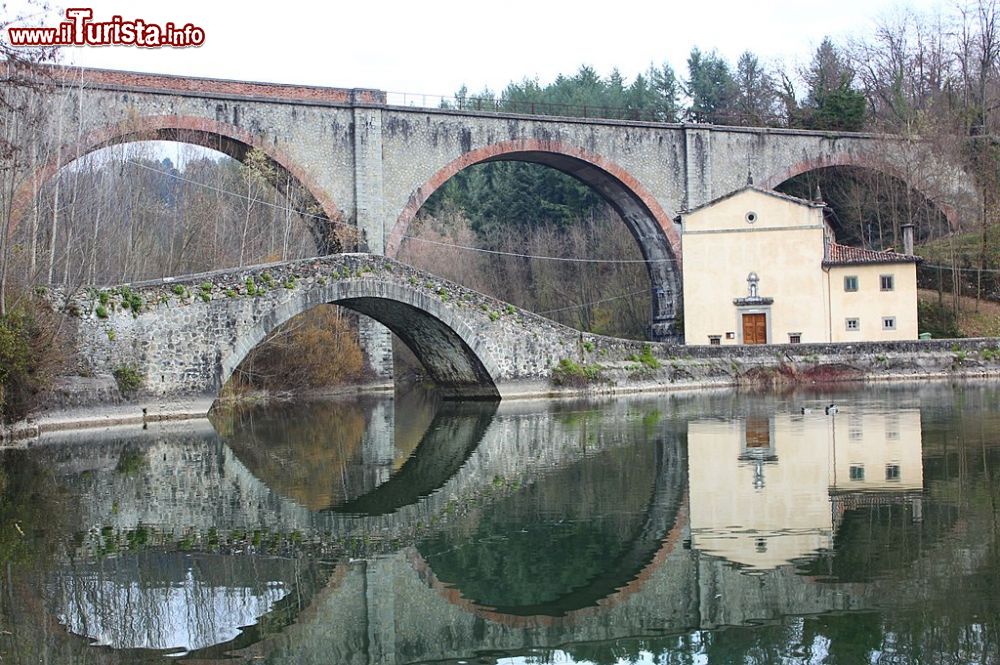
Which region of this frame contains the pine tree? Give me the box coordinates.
[803,38,868,130]
[685,48,738,123]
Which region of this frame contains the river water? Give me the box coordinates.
[0,382,998,664]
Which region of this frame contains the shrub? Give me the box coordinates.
[171,284,185,296]
[628,344,662,369]
[551,358,605,387]
[113,365,144,397]
[918,300,962,339]
[118,287,143,314]
[95,304,109,319]
[224,305,366,393]
[0,304,71,423]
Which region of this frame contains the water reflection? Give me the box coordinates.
[688,407,923,570]
[0,384,998,664]
[212,389,439,510]
[414,430,683,617]
[49,553,291,654]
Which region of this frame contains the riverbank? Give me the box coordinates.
[2,380,394,442]
[6,337,1000,442]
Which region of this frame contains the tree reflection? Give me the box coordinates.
[0,450,76,565]
[212,398,373,510]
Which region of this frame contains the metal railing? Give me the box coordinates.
[386,90,791,127]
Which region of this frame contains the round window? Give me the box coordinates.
[745,211,758,224]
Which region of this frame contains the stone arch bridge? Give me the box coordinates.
[60,253,657,400]
[13,64,982,341]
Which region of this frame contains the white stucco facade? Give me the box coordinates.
[680,188,919,346]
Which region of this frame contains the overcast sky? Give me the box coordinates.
[10,0,945,97]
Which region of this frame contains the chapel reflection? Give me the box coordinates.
[687,407,923,570]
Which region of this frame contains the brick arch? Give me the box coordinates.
[762,153,960,231]
[387,139,680,259]
[386,139,682,340]
[8,115,343,253]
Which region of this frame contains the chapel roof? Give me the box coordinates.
[823,242,922,266]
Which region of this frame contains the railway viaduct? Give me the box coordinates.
[12,64,981,347]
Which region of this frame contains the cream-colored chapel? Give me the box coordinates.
[678,187,920,346]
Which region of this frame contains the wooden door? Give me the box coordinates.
[742,313,767,345]
[745,416,770,448]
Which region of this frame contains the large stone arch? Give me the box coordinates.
[9,115,344,254]
[222,279,503,399]
[762,152,966,231]
[386,139,682,340]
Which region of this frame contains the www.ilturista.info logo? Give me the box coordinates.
[8,8,205,48]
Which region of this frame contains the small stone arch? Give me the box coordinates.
[9,115,344,254]
[221,279,503,400]
[330,401,499,515]
[386,139,682,340]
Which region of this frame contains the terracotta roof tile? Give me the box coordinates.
[824,242,921,266]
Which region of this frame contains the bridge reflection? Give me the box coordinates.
[46,553,333,658]
[411,430,685,619]
[4,387,998,664]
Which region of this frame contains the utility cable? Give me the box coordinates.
[536,289,650,315]
[124,158,678,265]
